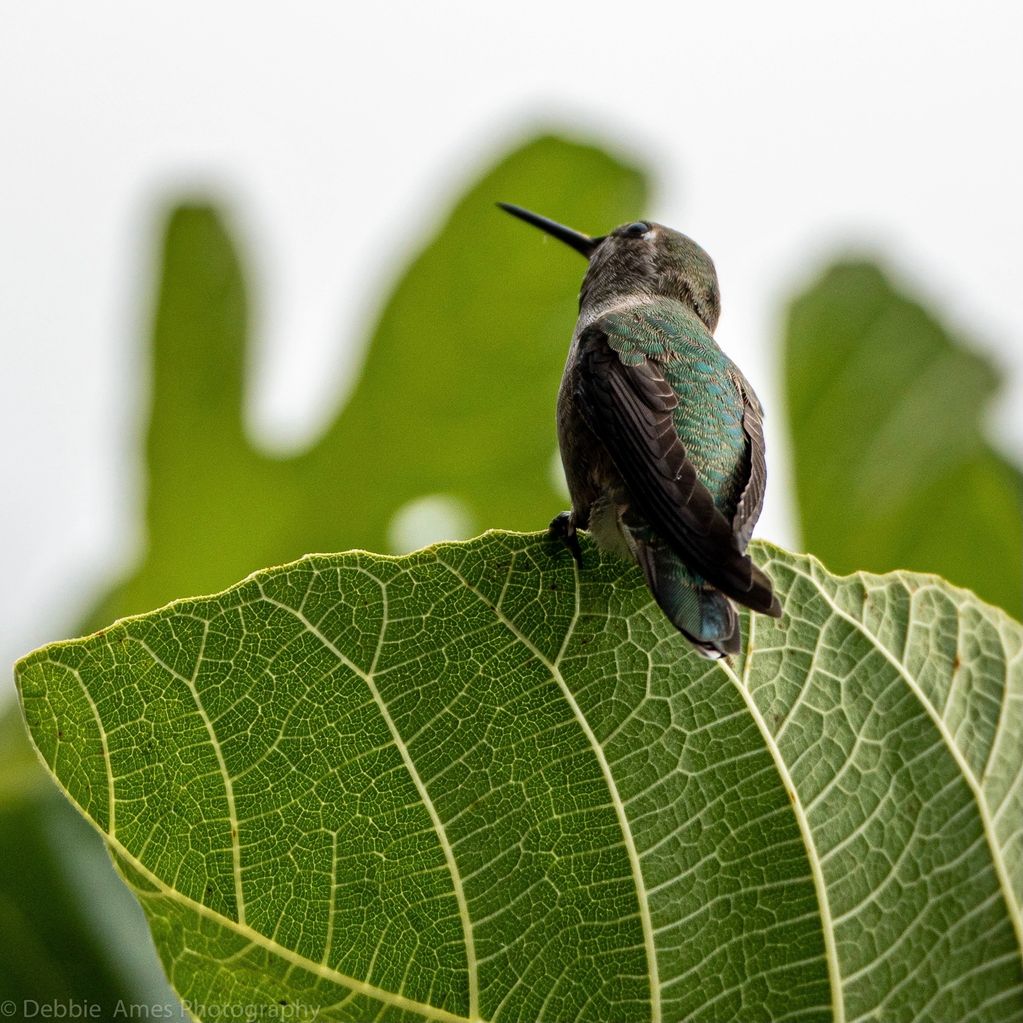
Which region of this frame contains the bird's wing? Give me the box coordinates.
[729,368,768,550]
[575,320,778,611]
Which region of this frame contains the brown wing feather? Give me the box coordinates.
[575,332,781,609]
[730,368,768,549]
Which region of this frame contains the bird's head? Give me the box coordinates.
[498,203,720,331]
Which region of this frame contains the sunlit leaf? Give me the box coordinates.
[18,534,1023,1022]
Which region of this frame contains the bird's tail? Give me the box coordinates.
[635,542,740,659]
[745,562,783,618]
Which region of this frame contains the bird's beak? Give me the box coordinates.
[497,203,601,258]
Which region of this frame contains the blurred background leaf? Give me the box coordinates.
[83,134,645,632]
[784,261,1022,619]
[4,133,646,1014]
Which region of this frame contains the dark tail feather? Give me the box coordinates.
[699,542,781,617]
[636,543,741,659]
[743,562,782,618]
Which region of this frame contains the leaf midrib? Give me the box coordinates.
[435,554,663,1023]
[721,648,845,1023]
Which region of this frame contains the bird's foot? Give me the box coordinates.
[548,511,583,567]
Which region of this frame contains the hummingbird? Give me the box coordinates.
[499,203,782,658]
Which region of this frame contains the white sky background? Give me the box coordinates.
[3,1,1022,684]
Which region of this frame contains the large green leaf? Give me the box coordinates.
[17,534,1023,1022]
[785,261,1023,619]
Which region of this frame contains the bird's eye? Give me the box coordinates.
[623,221,650,238]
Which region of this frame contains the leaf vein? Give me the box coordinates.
[256,585,480,1020]
[436,555,661,1023]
